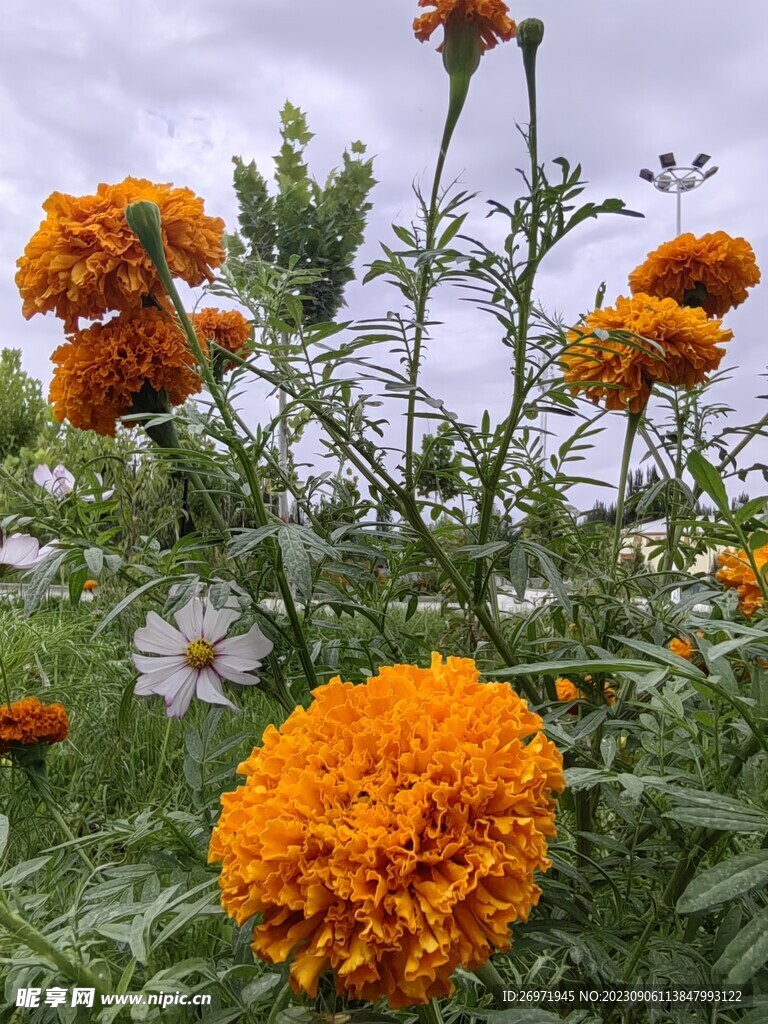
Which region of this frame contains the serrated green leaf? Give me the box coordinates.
[24,549,67,617]
[241,973,284,1006]
[508,543,527,600]
[164,577,201,617]
[278,527,312,601]
[677,851,768,914]
[563,768,614,791]
[208,580,233,610]
[84,547,103,577]
[688,450,729,513]
[499,658,656,677]
[715,907,768,984]
[600,734,617,769]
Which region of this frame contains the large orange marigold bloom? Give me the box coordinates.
[0,697,69,754]
[716,545,768,617]
[414,0,516,51]
[16,177,225,330]
[629,232,761,319]
[191,307,251,367]
[209,653,564,1008]
[49,308,204,436]
[562,294,732,413]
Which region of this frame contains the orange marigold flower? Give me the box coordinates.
[0,697,69,754]
[209,653,564,1009]
[716,545,768,617]
[414,0,516,52]
[16,177,225,330]
[629,232,761,319]
[83,579,99,592]
[668,637,693,660]
[562,294,732,413]
[49,308,204,436]
[555,677,582,702]
[191,307,251,369]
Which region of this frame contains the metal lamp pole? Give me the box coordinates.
[639,152,719,236]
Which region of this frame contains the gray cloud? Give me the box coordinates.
[2,0,767,507]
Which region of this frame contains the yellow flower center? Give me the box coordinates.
[185,638,216,669]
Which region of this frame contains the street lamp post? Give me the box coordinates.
[639,152,719,236]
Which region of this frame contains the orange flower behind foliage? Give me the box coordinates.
[0,697,69,754]
[556,677,614,706]
[16,177,225,330]
[555,677,582,702]
[562,294,732,413]
[717,545,768,617]
[668,637,693,660]
[50,308,204,436]
[629,232,761,319]
[192,308,251,368]
[209,653,564,1009]
[414,0,516,51]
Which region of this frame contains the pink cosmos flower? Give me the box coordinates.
[33,464,114,501]
[132,596,273,718]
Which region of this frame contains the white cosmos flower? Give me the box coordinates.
[0,533,57,570]
[132,597,273,718]
[33,464,114,501]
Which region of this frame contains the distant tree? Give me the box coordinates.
[226,102,376,519]
[587,465,667,525]
[0,349,46,460]
[228,101,375,328]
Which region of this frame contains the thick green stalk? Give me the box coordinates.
[147,718,173,806]
[415,999,445,1024]
[125,203,318,695]
[472,23,543,606]
[612,411,641,571]
[474,960,508,1001]
[404,52,473,491]
[0,891,107,994]
[23,760,95,873]
[229,357,540,700]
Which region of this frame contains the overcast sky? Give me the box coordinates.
[3,0,768,505]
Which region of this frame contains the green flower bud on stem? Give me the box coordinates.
[125,201,171,288]
[516,17,544,52]
[125,201,208,369]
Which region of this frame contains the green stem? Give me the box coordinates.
[472,28,541,605]
[414,998,445,1024]
[474,960,508,1002]
[622,913,656,981]
[265,983,293,1024]
[24,762,95,874]
[0,891,108,993]
[236,360,541,702]
[147,717,173,806]
[405,63,472,492]
[612,411,641,572]
[129,217,317,697]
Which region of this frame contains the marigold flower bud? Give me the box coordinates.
[516,17,544,51]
